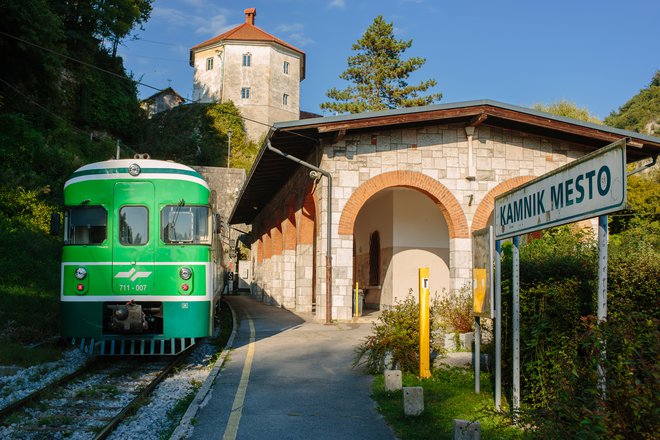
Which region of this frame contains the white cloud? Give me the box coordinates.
[328,0,346,9]
[276,23,304,33]
[287,33,315,47]
[152,6,232,37]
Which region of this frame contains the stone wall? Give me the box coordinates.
[247,123,592,321]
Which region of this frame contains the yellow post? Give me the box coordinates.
[419,267,431,378]
[354,281,359,318]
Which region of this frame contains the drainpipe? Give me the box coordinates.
[465,126,477,180]
[267,140,333,324]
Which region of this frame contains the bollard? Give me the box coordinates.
[453,419,481,440]
[384,370,402,392]
[403,386,424,416]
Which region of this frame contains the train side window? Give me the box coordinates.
[162,205,211,244]
[64,206,107,245]
[119,206,148,245]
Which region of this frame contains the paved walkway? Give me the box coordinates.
[186,295,396,440]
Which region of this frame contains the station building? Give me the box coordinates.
[229,100,660,321]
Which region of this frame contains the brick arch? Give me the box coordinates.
[338,171,469,238]
[271,225,283,256]
[283,198,297,251]
[472,176,537,232]
[299,186,317,245]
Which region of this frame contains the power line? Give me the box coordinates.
[0,30,319,142]
[0,76,137,155]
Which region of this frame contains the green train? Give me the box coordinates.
[60,157,225,355]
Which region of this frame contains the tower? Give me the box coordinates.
[190,8,306,141]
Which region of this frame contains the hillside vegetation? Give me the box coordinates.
[605,71,660,137]
[140,102,260,170]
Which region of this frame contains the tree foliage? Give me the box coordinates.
[605,71,660,136]
[532,100,602,124]
[321,16,442,114]
[142,102,260,171]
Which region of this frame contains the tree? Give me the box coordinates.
[321,16,442,114]
[532,100,601,124]
[604,71,660,137]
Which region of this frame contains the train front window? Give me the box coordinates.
[119,206,148,245]
[161,205,210,244]
[64,206,107,245]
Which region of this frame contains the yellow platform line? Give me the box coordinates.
[223,313,256,440]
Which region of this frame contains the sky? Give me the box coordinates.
[119,0,660,121]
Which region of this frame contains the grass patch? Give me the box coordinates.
[372,367,522,440]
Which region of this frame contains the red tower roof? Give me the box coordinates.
[190,8,305,58]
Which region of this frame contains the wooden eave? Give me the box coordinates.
[229,101,660,225]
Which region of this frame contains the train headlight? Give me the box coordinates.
[74,267,87,280]
[179,267,192,280]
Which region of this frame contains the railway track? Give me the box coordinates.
[0,351,189,440]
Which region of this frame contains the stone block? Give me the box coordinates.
[384,370,402,392]
[453,419,481,439]
[403,387,424,416]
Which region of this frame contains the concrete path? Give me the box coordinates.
[187,295,396,440]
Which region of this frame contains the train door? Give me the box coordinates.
[112,182,155,295]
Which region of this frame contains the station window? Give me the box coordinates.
[242,53,251,67]
[241,87,251,99]
[161,205,211,244]
[283,61,289,74]
[283,93,289,105]
[369,231,380,285]
[206,57,214,70]
[119,206,148,245]
[64,206,107,245]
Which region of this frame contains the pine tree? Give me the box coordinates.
[321,16,442,114]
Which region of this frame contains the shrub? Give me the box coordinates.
[435,285,474,334]
[353,295,445,374]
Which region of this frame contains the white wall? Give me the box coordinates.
[354,188,450,307]
[392,189,450,303]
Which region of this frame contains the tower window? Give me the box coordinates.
[206,57,213,70]
[241,87,251,99]
[283,93,289,105]
[242,53,251,67]
[283,61,290,74]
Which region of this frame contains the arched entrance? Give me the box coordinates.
[341,171,468,310]
[354,188,451,308]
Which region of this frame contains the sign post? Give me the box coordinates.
[472,226,494,394]
[493,139,627,412]
[419,268,431,379]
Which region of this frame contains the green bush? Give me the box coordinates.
[353,295,445,374]
[497,225,659,438]
[435,285,474,334]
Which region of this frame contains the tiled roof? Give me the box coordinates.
[190,22,304,56]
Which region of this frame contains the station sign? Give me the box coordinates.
[494,139,627,239]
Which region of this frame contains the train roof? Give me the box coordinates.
[64,159,209,190]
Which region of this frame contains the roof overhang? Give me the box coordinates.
[229,99,660,225]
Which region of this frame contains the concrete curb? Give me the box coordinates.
[169,299,239,440]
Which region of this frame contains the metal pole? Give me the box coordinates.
[227,129,233,168]
[512,235,520,415]
[419,267,431,379]
[116,139,120,160]
[475,316,480,394]
[597,214,608,395]
[495,240,502,410]
[267,141,333,324]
